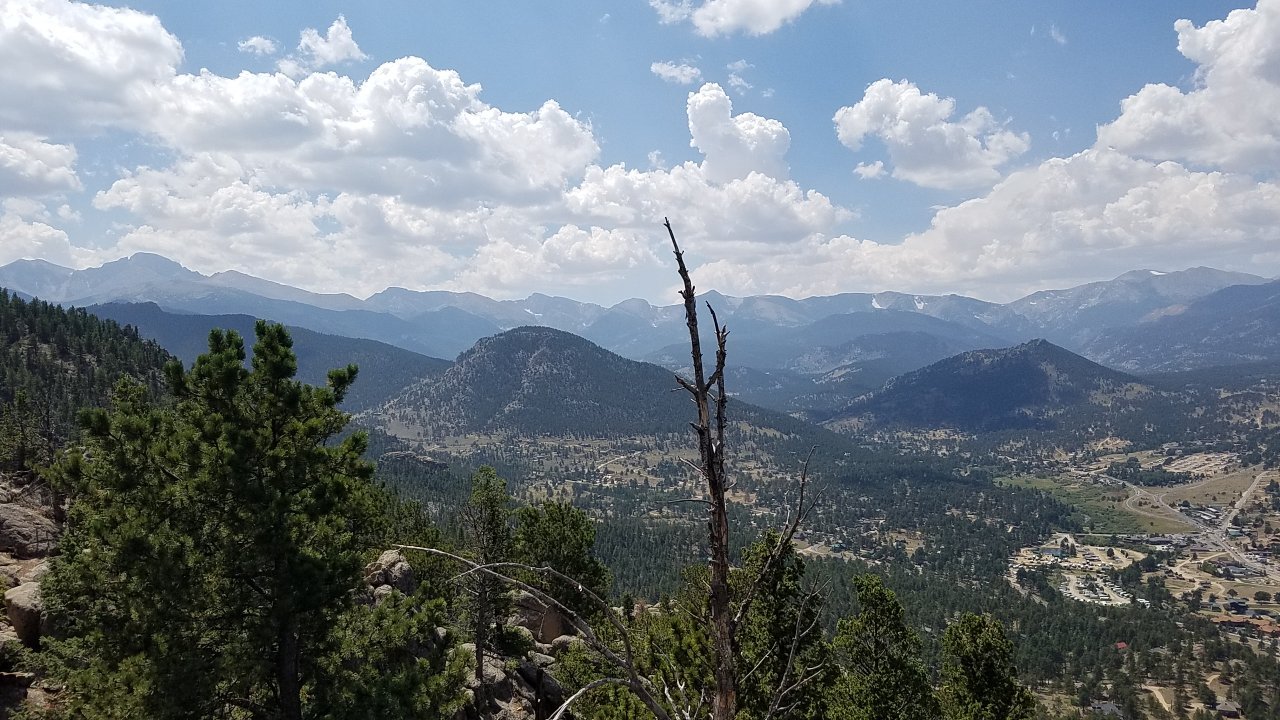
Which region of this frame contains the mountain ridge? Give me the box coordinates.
[1,254,1266,384]
[828,339,1146,432]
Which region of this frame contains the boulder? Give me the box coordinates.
[363,550,415,593]
[4,583,42,648]
[549,634,583,654]
[508,624,535,648]
[510,591,571,643]
[515,659,566,717]
[18,561,47,585]
[0,505,58,559]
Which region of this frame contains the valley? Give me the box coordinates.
[4,258,1280,719]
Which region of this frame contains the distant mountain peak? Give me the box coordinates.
[115,252,201,276]
[6,258,72,273]
[833,339,1140,432]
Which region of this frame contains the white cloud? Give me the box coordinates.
[237,35,278,56]
[1097,0,1280,174]
[853,160,884,179]
[692,148,1280,299]
[726,59,754,92]
[453,225,663,295]
[0,199,81,266]
[278,16,367,77]
[563,85,848,253]
[687,83,790,183]
[137,57,599,203]
[1049,24,1067,45]
[566,163,845,248]
[0,134,80,195]
[0,0,183,133]
[650,61,703,85]
[652,0,839,37]
[6,0,1278,306]
[833,79,1030,190]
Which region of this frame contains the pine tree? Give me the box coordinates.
[937,613,1036,720]
[41,322,450,719]
[460,465,513,708]
[734,530,828,720]
[513,500,611,617]
[827,574,939,720]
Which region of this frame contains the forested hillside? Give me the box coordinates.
[87,302,450,411]
[832,339,1145,432]
[0,289,171,470]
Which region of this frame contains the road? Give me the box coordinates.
[1222,469,1273,531]
[1117,470,1278,580]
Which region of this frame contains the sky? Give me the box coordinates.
[1,0,1278,304]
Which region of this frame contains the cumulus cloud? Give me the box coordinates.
[834,79,1030,190]
[687,83,790,183]
[237,35,278,55]
[135,57,600,203]
[651,61,702,84]
[650,0,838,37]
[0,134,80,195]
[1097,0,1280,174]
[0,199,81,266]
[6,0,1278,305]
[0,0,182,133]
[277,16,367,77]
[692,148,1280,299]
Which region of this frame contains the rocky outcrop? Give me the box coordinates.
[0,505,58,559]
[510,591,573,643]
[459,643,568,720]
[4,583,42,648]
[364,549,415,595]
[363,550,575,720]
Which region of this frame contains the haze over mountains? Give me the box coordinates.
[0,252,1274,417]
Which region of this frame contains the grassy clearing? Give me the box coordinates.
[1163,468,1257,507]
[1000,475,1183,534]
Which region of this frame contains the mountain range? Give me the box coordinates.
[84,302,450,412]
[1,255,1276,400]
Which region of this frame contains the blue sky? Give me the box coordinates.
[1,0,1278,304]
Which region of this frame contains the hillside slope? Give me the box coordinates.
[999,267,1267,349]
[0,290,172,462]
[1084,280,1280,372]
[87,303,449,412]
[383,326,692,437]
[832,340,1145,432]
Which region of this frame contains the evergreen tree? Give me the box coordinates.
[735,530,828,720]
[41,322,453,719]
[938,613,1036,720]
[513,500,611,616]
[827,574,938,720]
[460,465,513,706]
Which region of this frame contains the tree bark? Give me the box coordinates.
[666,218,737,720]
[277,619,302,720]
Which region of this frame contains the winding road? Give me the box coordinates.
[1116,470,1278,580]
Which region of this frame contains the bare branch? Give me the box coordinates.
[763,588,826,720]
[666,217,737,720]
[733,446,818,630]
[549,677,632,720]
[655,498,713,509]
[395,545,672,720]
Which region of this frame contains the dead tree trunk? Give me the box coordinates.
[665,218,736,720]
